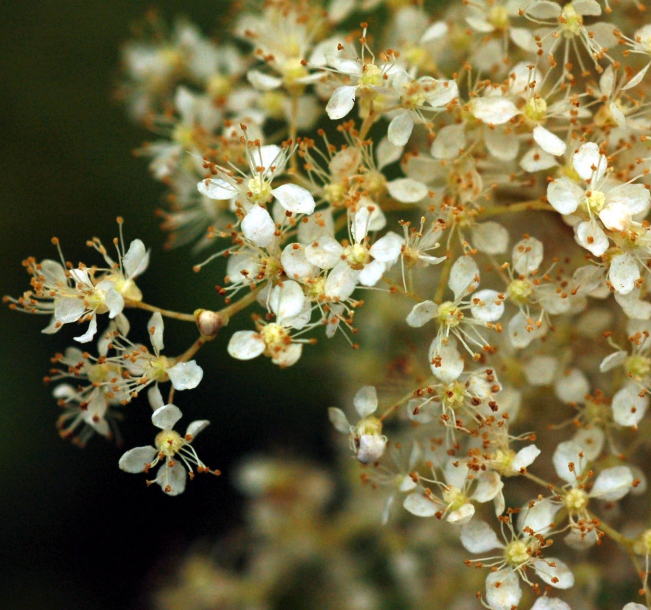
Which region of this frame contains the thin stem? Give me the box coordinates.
[219,283,265,319]
[478,200,555,218]
[358,101,376,141]
[433,253,453,305]
[124,299,195,322]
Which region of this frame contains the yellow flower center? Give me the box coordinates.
[247,175,273,204]
[260,323,290,351]
[523,97,547,123]
[490,5,510,29]
[344,243,371,269]
[625,354,651,380]
[359,63,383,88]
[505,540,531,565]
[442,486,468,511]
[565,487,589,512]
[507,279,533,304]
[561,4,583,37]
[207,74,232,99]
[584,190,606,214]
[436,301,463,328]
[155,429,184,457]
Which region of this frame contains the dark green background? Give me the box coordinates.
[0,2,334,608]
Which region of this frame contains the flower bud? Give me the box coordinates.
[194,309,228,337]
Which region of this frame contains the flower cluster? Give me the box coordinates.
[10,0,651,607]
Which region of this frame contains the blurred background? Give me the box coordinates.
[0,2,335,608]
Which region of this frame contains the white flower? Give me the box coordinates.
[228,280,311,367]
[119,403,216,495]
[328,385,387,464]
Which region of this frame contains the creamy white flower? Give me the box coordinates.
[119,404,215,495]
[328,385,387,463]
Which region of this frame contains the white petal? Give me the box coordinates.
[526,1,562,19]
[510,26,536,52]
[148,311,165,352]
[612,383,648,427]
[512,236,544,276]
[622,63,651,91]
[406,300,438,327]
[270,280,305,321]
[533,558,574,589]
[167,360,203,391]
[553,440,585,482]
[473,470,503,502]
[472,97,519,125]
[524,356,557,386]
[623,603,648,610]
[358,259,385,286]
[326,85,357,120]
[521,147,557,172]
[157,460,187,496]
[449,256,479,299]
[460,520,503,553]
[281,243,317,280]
[403,492,438,517]
[186,419,209,439]
[591,466,634,501]
[328,407,351,434]
[547,177,582,215]
[272,183,316,215]
[197,178,237,200]
[471,222,509,254]
[305,235,344,269]
[350,207,373,245]
[446,502,475,524]
[572,0,601,15]
[356,434,386,463]
[555,368,589,403]
[369,231,404,263]
[600,202,632,232]
[486,569,522,610]
[573,427,605,461]
[533,125,566,156]
[376,136,404,169]
[429,340,464,383]
[123,239,150,279]
[324,260,360,300]
[354,385,378,418]
[573,142,607,182]
[227,330,265,360]
[607,183,650,216]
[55,297,85,324]
[575,220,609,257]
[609,253,639,295]
[508,310,545,349]
[470,289,504,322]
[517,498,560,535]
[147,385,164,411]
[74,315,98,344]
[119,446,157,473]
[484,126,519,161]
[431,123,466,160]
[512,445,541,472]
[386,178,428,203]
[388,111,415,146]
[271,343,302,367]
[40,259,68,284]
[600,350,627,373]
[242,204,276,247]
[152,404,183,430]
[247,69,282,90]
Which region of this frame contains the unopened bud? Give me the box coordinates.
[195,309,228,337]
